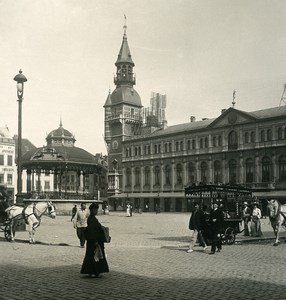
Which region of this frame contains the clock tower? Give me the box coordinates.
[104,20,142,195]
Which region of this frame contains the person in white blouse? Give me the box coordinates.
[250,203,262,237]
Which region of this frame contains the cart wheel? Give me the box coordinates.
[4,223,12,241]
[224,227,236,245]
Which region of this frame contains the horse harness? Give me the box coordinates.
[22,204,42,225]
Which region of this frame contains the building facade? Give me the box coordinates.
[0,127,16,199]
[105,24,286,212]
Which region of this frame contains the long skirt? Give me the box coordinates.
[250,218,262,237]
[80,239,109,276]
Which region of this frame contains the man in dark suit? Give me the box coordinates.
[187,202,208,253]
[209,201,224,254]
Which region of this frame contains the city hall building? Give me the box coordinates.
[104,23,286,212]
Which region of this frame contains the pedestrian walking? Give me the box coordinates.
[250,203,262,237]
[73,203,89,248]
[80,203,109,278]
[126,203,132,217]
[71,205,77,221]
[187,202,208,253]
[242,202,251,236]
[208,201,224,255]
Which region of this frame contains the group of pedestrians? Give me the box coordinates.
[187,201,224,255]
[242,202,262,237]
[71,203,109,278]
[188,200,263,255]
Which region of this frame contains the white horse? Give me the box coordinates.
[5,201,56,244]
[267,199,286,246]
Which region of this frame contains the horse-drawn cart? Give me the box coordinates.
[185,184,253,245]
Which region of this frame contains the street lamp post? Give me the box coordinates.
[14,69,27,203]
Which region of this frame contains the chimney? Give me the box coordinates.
[221,108,226,114]
[190,116,196,122]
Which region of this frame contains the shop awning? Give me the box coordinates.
[253,190,286,199]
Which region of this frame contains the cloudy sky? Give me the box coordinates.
[0,0,285,155]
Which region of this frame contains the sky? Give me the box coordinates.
[1,0,286,155]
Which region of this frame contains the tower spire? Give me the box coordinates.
[60,113,63,127]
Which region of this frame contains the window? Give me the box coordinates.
[7,174,13,185]
[176,142,179,151]
[228,131,238,150]
[44,181,50,191]
[192,139,196,149]
[279,155,286,180]
[260,130,265,142]
[154,166,160,185]
[144,167,150,185]
[200,138,203,148]
[229,159,237,184]
[176,164,182,184]
[188,162,195,184]
[180,141,183,151]
[213,136,217,147]
[135,167,140,186]
[126,168,131,186]
[218,136,222,146]
[204,137,208,148]
[267,129,271,141]
[214,160,221,184]
[0,174,3,184]
[262,156,271,182]
[278,128,282,140]
[165,143,168,153]
[187,140,191,150]
[165,165,171,185]
[200,162,207,183]
[7,155,13,166]
[244,132,249,144]
[250,131,255,143]
[246,158,254,183]
[0,155,4,165]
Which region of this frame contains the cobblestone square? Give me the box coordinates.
[0,212,285,300]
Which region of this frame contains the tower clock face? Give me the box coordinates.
[112,140,118,150]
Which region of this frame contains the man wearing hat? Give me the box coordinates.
[242,202,251,236]
[187,202,208,253]
[209,201,224,254]
[250,202,262,237]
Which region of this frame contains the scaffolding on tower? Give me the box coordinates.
[143,92,167,128]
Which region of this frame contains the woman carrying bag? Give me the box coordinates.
[80,203,109,278]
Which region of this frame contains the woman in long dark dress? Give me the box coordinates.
[80,203,109,278]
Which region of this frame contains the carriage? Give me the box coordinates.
[185,184,254,245]
[0,185,56,243]
[0,186,13,241]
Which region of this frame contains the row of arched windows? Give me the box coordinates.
[125,127,286,157]
[125,155,286,187]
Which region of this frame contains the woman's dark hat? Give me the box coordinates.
[89,203,99,210]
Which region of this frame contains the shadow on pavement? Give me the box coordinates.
[0,262,284,300]
[0,236,74,247]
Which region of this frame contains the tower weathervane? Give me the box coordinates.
[123,14,127,36]
[232,90,236,107]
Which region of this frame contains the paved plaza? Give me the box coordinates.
[0,212,285,300]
